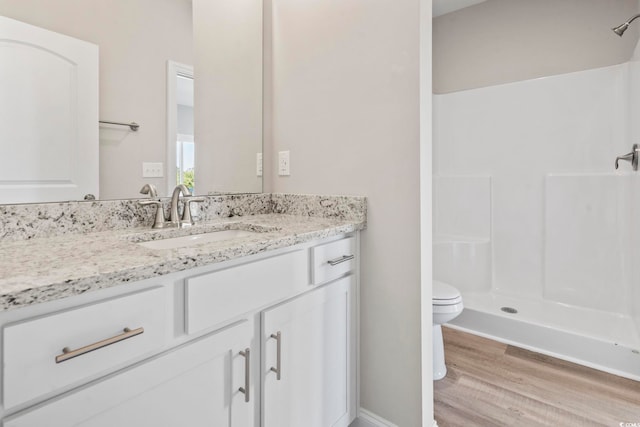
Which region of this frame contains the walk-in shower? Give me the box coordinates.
[433,14,640,381]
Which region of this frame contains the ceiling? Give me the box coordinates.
[433,0,487,17]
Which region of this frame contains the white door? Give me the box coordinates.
[4,320,255,427]
[262,276,356,427]
[0,16,98,203]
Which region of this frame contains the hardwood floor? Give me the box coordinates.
[434,327,640,427]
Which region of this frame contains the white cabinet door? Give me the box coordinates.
[5,320,255,427]
[0,16,98,203]
[262,276,356,427]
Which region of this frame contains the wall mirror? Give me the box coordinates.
[0,0,263,204]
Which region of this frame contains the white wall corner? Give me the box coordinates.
[632,36,640,62]
[353,408,399,427]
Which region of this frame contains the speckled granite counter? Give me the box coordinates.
[0,194,366,311]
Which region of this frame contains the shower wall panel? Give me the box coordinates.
[629,57,640,335]
[544,174,631,313]
[433,175,491,239]
[434,64,632,308]
[433,176,492,292]
[631,175,640,336]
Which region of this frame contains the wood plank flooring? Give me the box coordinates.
[434,327,640,427]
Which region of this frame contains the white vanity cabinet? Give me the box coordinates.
[5,320,255,427]
[262,275,356,427]
[0,233,358,427]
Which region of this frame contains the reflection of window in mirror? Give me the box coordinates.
[176,134,195,193]
[167,61,194,196]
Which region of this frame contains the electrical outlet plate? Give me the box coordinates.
[257,153,263,177]
[142,162,164,178]
[278,151,290,176]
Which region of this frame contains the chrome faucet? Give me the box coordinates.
[169,184,190,226]
[140,183,158,198]
[169,184,205,227]
[138,184,204,229]
[138,184,167,229]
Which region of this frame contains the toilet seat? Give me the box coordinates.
[433,280,462,305]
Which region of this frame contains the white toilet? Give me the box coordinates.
[432,280,464,380]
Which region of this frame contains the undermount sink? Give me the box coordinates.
[138,229,259,250]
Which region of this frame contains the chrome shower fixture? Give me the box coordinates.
[612,13,640,36]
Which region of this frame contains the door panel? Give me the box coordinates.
[0,16,98,203]
[262,276,355,427]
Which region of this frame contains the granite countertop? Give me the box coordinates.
[0,213,365,312]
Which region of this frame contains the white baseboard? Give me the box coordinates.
[351,408,398,427]
[351,408,438,427]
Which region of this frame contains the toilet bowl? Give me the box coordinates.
[433,280,463,380]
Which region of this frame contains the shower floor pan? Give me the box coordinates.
[448,291,640,381]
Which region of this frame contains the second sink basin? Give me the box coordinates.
[138,229,259,250]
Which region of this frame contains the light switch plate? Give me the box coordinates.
[142,162,163,178]
[278,151,290,176]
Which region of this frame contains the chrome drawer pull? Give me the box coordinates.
[270,331,282,380]
[239,348,251,402]
[327,254,355,266]
[55,327,144,364]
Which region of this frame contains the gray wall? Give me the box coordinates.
[193,0,263,195]
[433,0,640,93]
[265,0,425,425]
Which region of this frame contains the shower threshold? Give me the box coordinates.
[448,292,640,381]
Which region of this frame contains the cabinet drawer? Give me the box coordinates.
[311,237,356,285]
[3,287,167,410]
[4,320,253,427]
[185,250,309,334]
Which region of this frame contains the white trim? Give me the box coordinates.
[419,1,434,426]
[354,232,362,421]
[177,133,194,143]
[166,60,194,197]
[356,408,398,427]
[433,420,439,427]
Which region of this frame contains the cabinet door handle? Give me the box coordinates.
[239,348,250,403]
[327,254,355,266]
[55,327,144,363]
[270,331,282,380]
